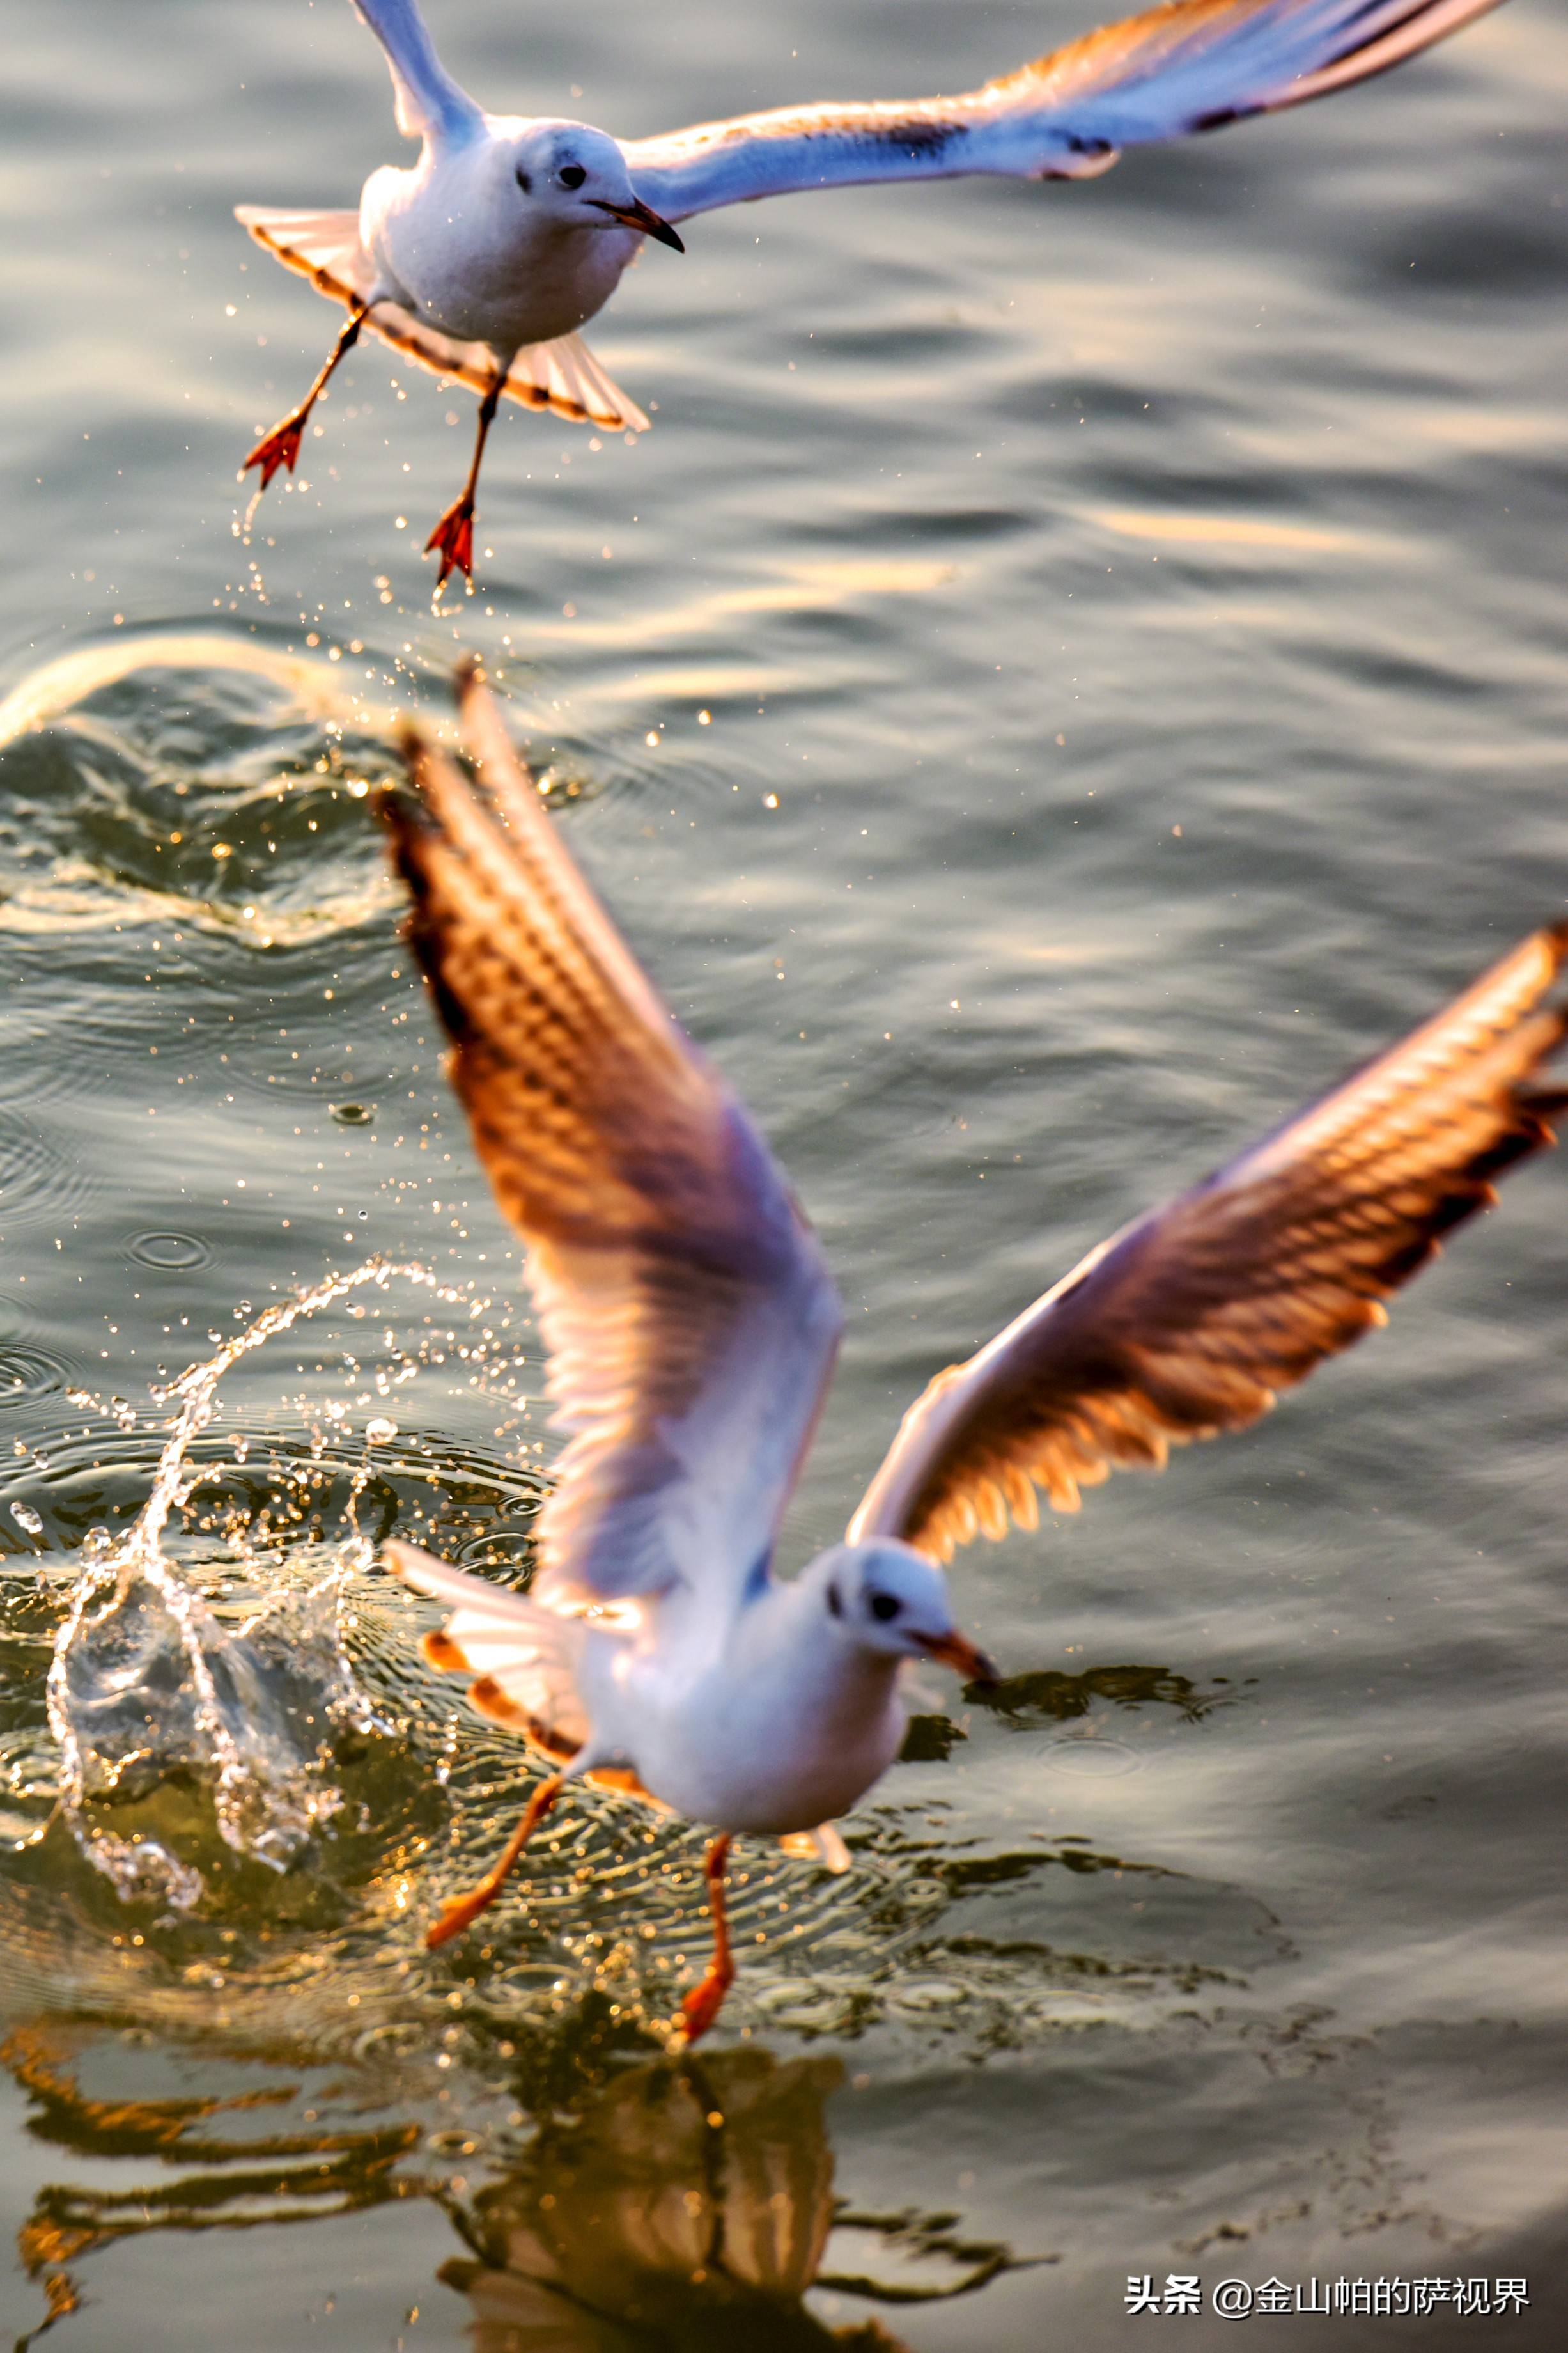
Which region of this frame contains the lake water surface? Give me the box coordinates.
[3,3,1568,2345]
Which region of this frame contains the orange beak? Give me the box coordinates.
[915,1628,1000,1689]
[589,196,685,253]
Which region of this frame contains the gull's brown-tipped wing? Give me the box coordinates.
[386,668,842,1606]
[850,927,1568,1563]
[624,0,1502,223]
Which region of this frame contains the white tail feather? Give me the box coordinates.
[235,206,375,302]
[384,1536,538,1618]
[384,1538,593,1749]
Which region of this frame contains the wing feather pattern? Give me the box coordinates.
[624,0,1502,222]
[384,666,843,1608]
[850,926,1568,1563]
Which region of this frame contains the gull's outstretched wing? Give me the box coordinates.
[384,666,844,1609]
[351,0,481,145]
[850,926,1568,1563]
[623,0,1501,223]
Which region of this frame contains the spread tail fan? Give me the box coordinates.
[235,207,650,432]
[384,1538,595,1754]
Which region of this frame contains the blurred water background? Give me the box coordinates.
[1,1,1567,2343]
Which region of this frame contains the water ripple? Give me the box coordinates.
[128,1230,213,1272]
[0,1110,97,1228]
[0,1340,75,1411]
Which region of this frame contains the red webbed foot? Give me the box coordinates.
[242,415,306,490]
[425,499,476,589]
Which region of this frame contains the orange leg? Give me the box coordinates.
[425,1771,564,1951]
[425,371,503,588]
[678,1833,734,2044]
[242,304,369,490]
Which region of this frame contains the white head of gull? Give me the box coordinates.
[237,0,1505,584]
[381,664,1565,2040]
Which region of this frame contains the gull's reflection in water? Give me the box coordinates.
[440,2049,915,2352]
[4,2024,1016,2349]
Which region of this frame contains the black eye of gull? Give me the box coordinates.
[515,167,532,193]
[559,163,586,190]
[869,1593,900,1623]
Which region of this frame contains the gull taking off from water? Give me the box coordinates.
[382,665,1564,2040]
[239,0,1503,583]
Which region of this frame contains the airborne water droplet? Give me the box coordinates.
[364,1416,396,1445]
[46,1256,428,1903]
[10,1503,43,1538]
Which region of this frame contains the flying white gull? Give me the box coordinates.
[238,0,1504,583]
[381,663,1564,2039]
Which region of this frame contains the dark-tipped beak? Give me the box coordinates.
[590,195,685,253]
[915,1629,1000,1689]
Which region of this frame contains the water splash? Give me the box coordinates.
[45,1258,437,1909]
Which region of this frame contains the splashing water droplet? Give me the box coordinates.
[46,1256,434,1905]
[10,1502,43,1538]
[364,1416,397,1446]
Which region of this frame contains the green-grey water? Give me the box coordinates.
[3,1,1568,2344]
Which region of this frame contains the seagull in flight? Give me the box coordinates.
[381,663,1564,2039]
[238,0,1503,584]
